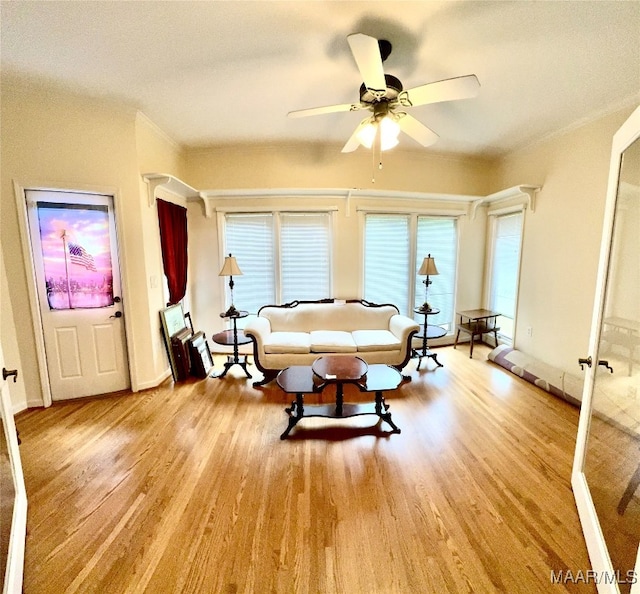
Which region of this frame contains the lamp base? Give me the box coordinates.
[419,303,432,313]
[224,305,239,317]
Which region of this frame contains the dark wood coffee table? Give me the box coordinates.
[276,355,402,439]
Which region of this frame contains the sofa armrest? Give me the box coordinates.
[389,314,420,343]
[243,316,271,351]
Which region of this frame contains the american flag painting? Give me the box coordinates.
[68,242,97,272]
[36,200,114,309]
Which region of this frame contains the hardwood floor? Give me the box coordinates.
[16,345,596,593]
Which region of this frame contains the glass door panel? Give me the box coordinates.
[584,135,640,594]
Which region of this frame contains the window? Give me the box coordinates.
[280,213,331,303]
[35,200,114,310]
[364,213,458,331]
[364,214,410,310]
[224,212,331,314]
[488,211,523,341]
[414,217,457,330]
[225,213,275,315]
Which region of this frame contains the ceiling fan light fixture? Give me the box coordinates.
[356,115,400,151]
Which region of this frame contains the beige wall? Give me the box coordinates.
[495,104,636,374]
[134,113,189,386]
[0,77,183,410]
[183,144,494,335]
[185,142,495,194]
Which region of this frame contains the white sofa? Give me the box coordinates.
[244,299,420,386]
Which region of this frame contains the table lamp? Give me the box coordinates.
[219,253,243,316]
[418,254,439,312]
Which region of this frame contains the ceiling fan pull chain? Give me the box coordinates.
[371,142,376,183]
[371,120,383,183]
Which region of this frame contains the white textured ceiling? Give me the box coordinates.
[2,1,639,157]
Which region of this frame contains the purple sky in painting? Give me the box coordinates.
[38,205,112,284]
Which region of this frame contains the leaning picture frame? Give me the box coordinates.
[160,303,189,381]
[189,331,214,378]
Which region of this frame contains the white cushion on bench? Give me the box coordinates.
[310,330,357,353]
[352,330,401,352]
[264,331,311,354]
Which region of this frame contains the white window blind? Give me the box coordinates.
[364,213,457,328]
[414,217,457,331]
[225,213,275,314]
[489,211,523,340]
[224,212,331,313]
[364,214,410,310]
[281,212,331,303]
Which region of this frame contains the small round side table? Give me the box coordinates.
[212,310,252,379]
[412,307,446,370]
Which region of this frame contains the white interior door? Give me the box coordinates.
[0,333,27,594]
[25,189,129,400]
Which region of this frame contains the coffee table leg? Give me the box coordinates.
[374,391,401,434]
[335,382,344,416]
[281,393,304,439]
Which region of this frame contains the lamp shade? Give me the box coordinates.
[418,255,439,276]
[357,116,400,151]
[218,254,243,276]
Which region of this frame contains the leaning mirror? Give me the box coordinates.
[573,105,640,594]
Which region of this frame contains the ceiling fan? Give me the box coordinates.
[288,33,480,154]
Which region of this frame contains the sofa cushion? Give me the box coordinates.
[310,330,357,353]
[352,330,401,352]
[264,332,311,354]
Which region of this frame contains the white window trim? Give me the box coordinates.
[214,205,339,213]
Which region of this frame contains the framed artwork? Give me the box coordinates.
[160,304,189,380]
[189,332,214,378]
[35,201,114,310]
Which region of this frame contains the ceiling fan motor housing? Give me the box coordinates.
[359,74,403,104]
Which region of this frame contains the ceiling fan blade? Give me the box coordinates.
[347,33,386,92]
[403,75,480,107]
[398,114,439,147]
[288,102,360,118]
[341,119,370,153]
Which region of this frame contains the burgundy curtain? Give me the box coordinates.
[157,199,188,305]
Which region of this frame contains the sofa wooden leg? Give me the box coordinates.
[252,370,278,388]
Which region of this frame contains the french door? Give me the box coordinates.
[572,105,640,594]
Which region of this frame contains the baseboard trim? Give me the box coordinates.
[134,369,172,391]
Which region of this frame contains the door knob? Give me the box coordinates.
[2,368,18,382]
[598,359,614,373]
[109,311,122,319]
[578,356,592,370]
